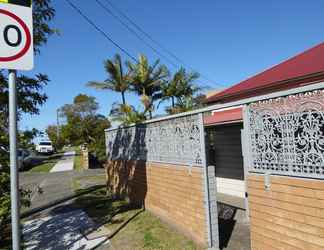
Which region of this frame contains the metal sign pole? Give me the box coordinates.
[9,69,21,250]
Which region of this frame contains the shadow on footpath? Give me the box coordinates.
[22,188,142,250]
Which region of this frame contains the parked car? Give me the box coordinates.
[0,147,32,171]
[18,149,33,170]
[36,141,55,155]
[0,146,8,171]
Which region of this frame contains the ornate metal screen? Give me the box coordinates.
[105,114,204,166]
[246,89,324,178]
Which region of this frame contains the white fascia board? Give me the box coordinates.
[211,105,244,115]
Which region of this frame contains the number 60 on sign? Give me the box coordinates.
[0,1,33,70]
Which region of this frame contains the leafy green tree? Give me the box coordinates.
[87,54,131,105]
[60,94,99,120]
[86,114,111,162]
[59,94,102,144]
[45,125,65,150]
[127,54,169,118]
[0,0,56,240]
[19,128,42,149]
[58,94,111,162]
[0,74,50,126]
[33,0,57,53]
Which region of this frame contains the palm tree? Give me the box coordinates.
[165,94,207,115]
[160,78,178,108]
[160,68,201,113]
[127,54,169,118]
[87,54,130,105]
[109,102,146,125]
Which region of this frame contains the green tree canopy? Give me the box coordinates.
[60,94,99,121]
[56,94,110,160]
[45,125,65,150]
[19,128,42,149]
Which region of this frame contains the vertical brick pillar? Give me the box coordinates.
[82,148,89,169]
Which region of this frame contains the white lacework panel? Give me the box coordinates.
[105,114,203,167]
[248,89,324,178]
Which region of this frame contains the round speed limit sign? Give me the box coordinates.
[0,2,33,70]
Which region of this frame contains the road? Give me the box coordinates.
[20,168,105,210]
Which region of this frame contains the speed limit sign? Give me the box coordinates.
[0,0,33,70]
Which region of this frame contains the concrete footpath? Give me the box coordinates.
[50,151,75,172]
[23,205,110,250]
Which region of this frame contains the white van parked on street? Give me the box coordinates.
[36,141,54,155]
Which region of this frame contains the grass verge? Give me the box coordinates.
[71,187,202,250]
[28,153,63,173]
[111,211,202,250]
[72,188,125,223]
[73,147,83,171]
[29,161,55,172]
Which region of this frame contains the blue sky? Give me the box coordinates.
[21,0,324,131]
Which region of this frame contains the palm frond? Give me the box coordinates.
[86,81,115,90]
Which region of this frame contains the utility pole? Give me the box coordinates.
[9,70,21,250]
[56,108,60,138]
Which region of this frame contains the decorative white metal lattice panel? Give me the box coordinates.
[105,114,203,166]
[246,89,324,178]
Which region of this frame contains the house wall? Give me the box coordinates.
[105,160,208,246]
[248,174,324,250]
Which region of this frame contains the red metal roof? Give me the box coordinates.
[207,42,324,103]
[204,107,243,125]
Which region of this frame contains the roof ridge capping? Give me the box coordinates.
[207,42,324,103]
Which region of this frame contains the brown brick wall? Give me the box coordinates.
[248,174,324,250]
[105,160,207,246]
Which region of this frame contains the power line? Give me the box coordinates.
[65,0,224,88]
[95,0,179,68]
[103,0,225,87]
[64,0,138,62]
[103,0,184,65]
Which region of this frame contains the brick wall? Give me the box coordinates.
[248,174,324,250]
[105,160,207,246]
